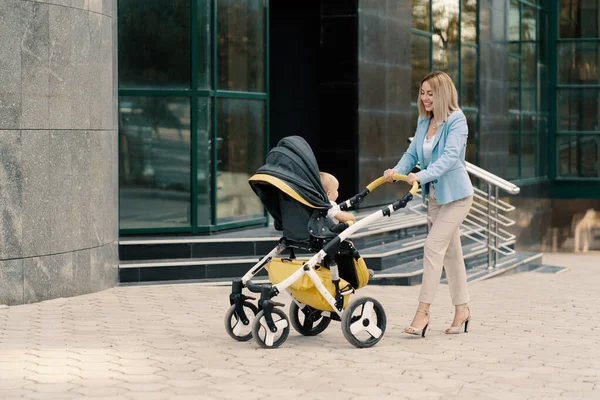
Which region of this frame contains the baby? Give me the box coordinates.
[320,172,375,280]
[319,172,356,224]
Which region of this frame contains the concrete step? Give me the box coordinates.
[119,206,428,262]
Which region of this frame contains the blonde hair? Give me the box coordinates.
[417,71,460,121]
[319,172,338,191]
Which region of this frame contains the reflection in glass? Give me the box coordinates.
[509,55,520,111]
[412,34,431,97]
[521,43,537,112]
[119,0,191,88]
[217,0,265,92]
[464,110,477,164]
[558,42,600,84]
[461,46,477,107]
[198,0,212,89]
[558,89,600,132]
[217,99,265,224]
[521,5,537,41]
[538,116,548,177]
[521,133,536,179]
[557,135,600,177]
[119,97,191,229]
[521,116,536,178]
[197,99,211,226]
[432,0,459,84]
[560,0,599,38]
[412,0,430,31]
[539,63,548,112]
[508,115,520,180]
[411,106,420,136]
[461,0,477,44]
[509,0,520,42]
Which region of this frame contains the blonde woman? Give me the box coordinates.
[384,71,474,337]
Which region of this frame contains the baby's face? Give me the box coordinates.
[326,182,339,202]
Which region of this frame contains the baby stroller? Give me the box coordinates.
[225,136,418,348]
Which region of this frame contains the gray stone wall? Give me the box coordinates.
[0,0,118,305]
[357,0,413,207]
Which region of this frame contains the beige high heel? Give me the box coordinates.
[445,306,470,334]
[404,307,430,337]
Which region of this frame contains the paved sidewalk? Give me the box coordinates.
[1,253,599,400]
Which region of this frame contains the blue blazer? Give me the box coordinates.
[392,110,473,205]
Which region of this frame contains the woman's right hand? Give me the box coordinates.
[384,169,396,183]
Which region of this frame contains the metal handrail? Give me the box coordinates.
[466,162,520,195]
[403,139,521,269]
[407,137,520,195]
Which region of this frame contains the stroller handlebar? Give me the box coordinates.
[339,174,419,211]
[366,174,419,195]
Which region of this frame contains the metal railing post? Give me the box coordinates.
[494,186,499,267]
[487,183,493,269]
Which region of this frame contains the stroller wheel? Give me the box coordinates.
[289,301,331,336]
[224,301,259,342]
[251,308,290,349]
[341,297,387,348]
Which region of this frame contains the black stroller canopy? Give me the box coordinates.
[249,136,332,241]
[250,136,331,209]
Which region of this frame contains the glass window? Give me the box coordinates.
[521,43,537,112]
[539,63,548,112]
[521,133,537,179]
[536,116,548,177]
[119,97,191,229]
[464,110,478,164]
[509,55,520,111]
[557,135,600,177]
[461,45,477,107]
[509,0,520,42]
[413,0,430,31]
[217,99,265,224]
[521,5,537,41]
[507,114,520,180]
[411,106,420,137]
[197,98,212,226]
[411,34,431,97]
[432,0,459,84]
[198,0,212,89]
[521,115,537,178]
[119,0,191,89]
[558,42,600,84]
[461,0,477,44]
[217,0,265,92]
[558,89,600,132]
[560,0,599,38]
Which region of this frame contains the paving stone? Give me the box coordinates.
[24,374,79,384]
[0,253,598,399]
[70,386,131,397]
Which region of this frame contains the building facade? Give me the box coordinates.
[1,0,599,304]
[117,0,599,249]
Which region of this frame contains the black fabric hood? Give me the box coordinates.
[253,136,331,209]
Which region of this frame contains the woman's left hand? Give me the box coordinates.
[406,172,419,185]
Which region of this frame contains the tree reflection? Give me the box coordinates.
[432,0,459,82]
[412,0,430,31]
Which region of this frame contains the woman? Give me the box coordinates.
[384,71,474,337]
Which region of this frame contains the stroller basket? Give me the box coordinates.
[267,255,370,312]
